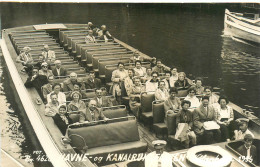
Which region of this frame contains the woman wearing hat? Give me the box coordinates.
[67,91,86,114]
[53,104,72,136]
[66,82,87,101]
[39,62,53,77]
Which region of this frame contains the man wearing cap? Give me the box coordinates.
[52,60,67,78]
[85,30,96,44]
[63,72,84,92]
[145,140,172,167]
[39,62,53,77]
[237,134,257,164]
[234,118,254,140]
[42,45,56,63]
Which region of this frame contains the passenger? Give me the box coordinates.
[66,82,87,101]
[67,91,86,114]
[215,96,236,142]
[110,62,128,103]
[52,60,67,78]
[42,75,54,103]
[45,93,59,117]
[39,62,53,77]
[129,77,145,118]
[86,22,94,30]
[84,71,101,89]
[152,59,170,74]
[130,51,155,63]
[155,80,169,101]
[145,140,172,167]
[79,99,108,123]
[204,86,219,106]
[194,77,204,95]
[16,46,34,73]
[41,45,56,63]
[184,87,200,110]
[236,134,257,164]
[145,71,159,93]
[100,87,108,96]
[162,71,171,90]
[175,100,196,148]
[53,104,72,136]
[63,72,84,92]
[133,60,146,79]
[193,96,221,144]
[97,25,113,42]
[164,87,181,114]
[143,67,152,83]
[85,30,96,43]
[47,83,66,105]
[234,118,254,140]
[93,89,113,108]
[24,67,48,100]
[174,72,191,90]
[124,69,135,96]
[34,54,46,70]
[169,67,178,87]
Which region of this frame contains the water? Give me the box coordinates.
[0,3,259,166]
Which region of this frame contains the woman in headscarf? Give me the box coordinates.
[53,104,72,136]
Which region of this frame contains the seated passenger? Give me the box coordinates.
[42,75,54,103]
[234,118,254,140]
[193,96,221,144]
[85,30,96,43]
[152,59,170,74]
[162,71,171,90]
[129,77,145,118]
[39,62,53,77]
[130,51,155,63]
[53,104,72,136]
[194,77,204,95]
[66,82,87,101]
[164,87,181,114]
[169,67,178,87]
[86,22,94,30]
[133,60,146,79]
[215,96,236,142]
[45,93,59,117]
[84,71,101,89]
[79,99,108,123]
[24,67,48,100]
[47,83,66,105]
[184,87,200,110]
[94,89,113,108]
[52,60,67,78]
[155,80,169,101]
[204,86,219,106]
[67,91,86,113]
[16,46,34,73]
[237,134,257,164]
[145,71,159,93]
[97,25,113,42]
[174,72,191,90]
[63,72,84,92]
[175,100,196,148]
[34,54,46,70]
[41,44,56,63]
[124,69,135,96]
[143,67,152,83]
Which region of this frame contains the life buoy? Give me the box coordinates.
[186,145,232,167]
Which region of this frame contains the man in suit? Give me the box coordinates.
[63,72,85,92]
[93,89,113,108]
[42,45,56,62]
[79,100,108,123]
[193,96,221,144]
[42,75,54,103]
[237,134,257,164]
[52,60,67,78]
[84,71,101,89]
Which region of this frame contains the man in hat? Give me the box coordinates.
[237,134,257,164]
[145,140,172,167]
[234,118,254,140]
[39,62,53,77]
[16,46,34,73]
[52,60,67,78]
[42,45,56,63]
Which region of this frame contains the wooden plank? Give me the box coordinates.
[34,24,67,30]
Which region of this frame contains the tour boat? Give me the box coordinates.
[1,24,260,167]
[224,9,260,44]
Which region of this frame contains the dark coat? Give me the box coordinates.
[193,104,216,130]
[24,74,48,99]
[52,113,72,135]
[176,109,194,129]
[79,108,106,123]
[85,78,101,89]
[52,67,67,77]
[237,144,257,164]
[93,96,113,108]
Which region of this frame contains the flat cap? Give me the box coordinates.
[152,140,167,147]
[41,62,48,66]
[236,118,249,124]
[54,60,61,64]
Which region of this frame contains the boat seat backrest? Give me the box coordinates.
[102,106,128,119]
[68,119,140,149]
[166,112,178,135]
[69,113,80,123]
[141,93,155,113]
[153,102,165,124]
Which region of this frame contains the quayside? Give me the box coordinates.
[1,23,260,167]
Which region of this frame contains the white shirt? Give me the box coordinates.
[47,91,66,105]
[169,75,178,87]
[184,95,200,110]
[234,129,255,140]
[155,88,169,101]
[134,67,146,77]
[145,151,172,167]
[145,80,158,93]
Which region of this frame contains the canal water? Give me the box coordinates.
[0,3,259,167]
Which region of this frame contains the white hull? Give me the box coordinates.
[224,9,260,44]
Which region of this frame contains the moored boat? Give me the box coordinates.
[1,23,260,167]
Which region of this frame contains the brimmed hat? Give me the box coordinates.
[23,46,31,52]
[236,118,249,125]
[54,60,61,64]
[41,62,48,66]
[152,140,167,148]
